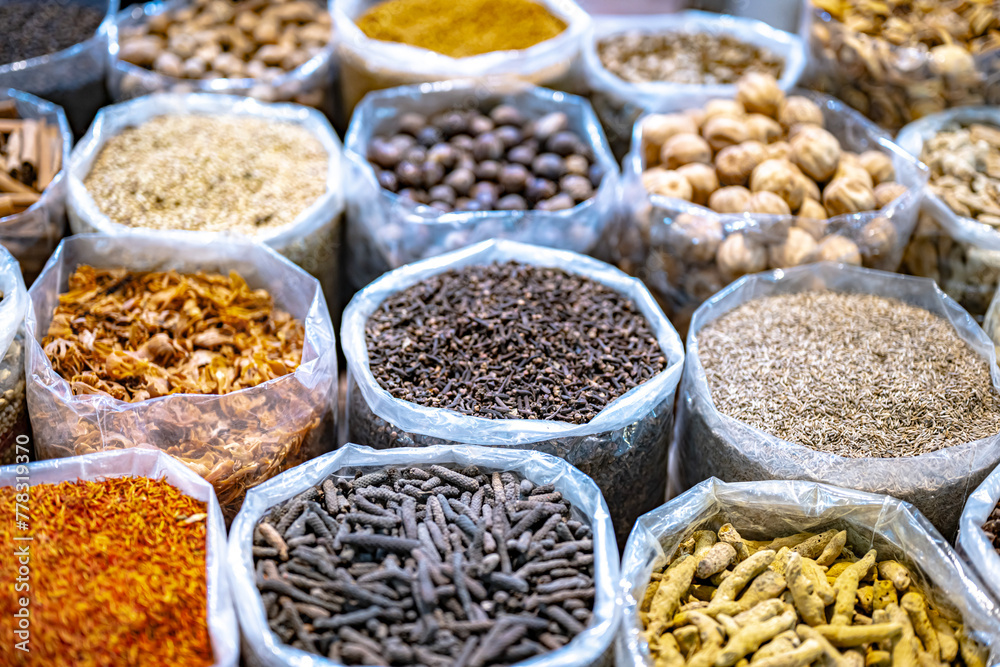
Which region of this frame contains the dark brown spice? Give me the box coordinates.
[985,500,1000,556]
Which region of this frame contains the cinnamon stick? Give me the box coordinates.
[37,121,54,191]
[0,195,14,217]
[19,119,38,186]
[4,129,21,178]
[0,170,35,195]
[0,100,17,119]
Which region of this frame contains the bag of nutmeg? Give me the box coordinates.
[617,72,928,336]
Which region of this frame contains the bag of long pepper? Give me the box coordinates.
[958,465,1000,604]
[228,442,620,667]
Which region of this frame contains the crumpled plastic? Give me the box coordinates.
[958,464,1000,605]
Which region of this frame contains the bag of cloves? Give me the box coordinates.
[958,465,1000,605]
[228,442,620,667]
[0,244,27,465]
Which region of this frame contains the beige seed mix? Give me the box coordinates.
[698,291,1000,458]
[85,114,328,234]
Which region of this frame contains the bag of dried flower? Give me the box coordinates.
[24,233,338,520]
[958,465,1000,605]
[674,262,1000,541]
[343,80,620,290]
[341,238,684,549]
[0,448,239,666]
[896,107,1000,322]
[65,92,344,312]
[619,477,1000,667]
[229,442,620,667]
[616,84,927,337]
[582,11,806,159]
[0,244,27,466]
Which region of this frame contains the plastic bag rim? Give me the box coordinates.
[341,237,686,445]
[228,442,620,667]
[583,10,807,101]
[0,244,28,361]
[0,0,119,74]
[958,464,1000,603]
[66,91,345,245]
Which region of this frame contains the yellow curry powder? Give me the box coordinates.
[356,0,568,58]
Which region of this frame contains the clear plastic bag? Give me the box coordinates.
[333,0,590,117]
[0,245,27,466]
[617,89,928,337]
[618,477,1000,667]
[66,92,344,312]
[0,89,73,285]
[896,107,1000,322]
[109,0,336,115]
[0,0,118,137]
[342,80,620,291]
[673,262,1000,540]
[24,233,338,519]
[342,238,684,547]
[581,11,807,159]
[0,448,239,666]
[228,442,619,667]
[958,465,1000,605]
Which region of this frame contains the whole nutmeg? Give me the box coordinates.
[703,99,746,122]
[750,159,806,212]
[798,197,828,221]
[764,141,791,161]
[744,191,791,215]
[736,72,784,117]
[717,233,768,281]
[643,113,699,164]
[768,227,818,268]
[814,235,862,265]
[641,167,693,201]
[715,141,767,187]
[795,215,829,241]
[778,96,824,130]
[823,177,876,216]
[702,116,749,153]
[874,181,907,208]
[859,216,898,267]
[799,173,821,203]
[791,126,842,182]
[858,150,895,185]
[745,113,782,144]
[833,162,874,189]
[684,107,707,128]
[661,133,712,169]
[665,213,724,263]
[677,163,719,206]
[708,185,753,213]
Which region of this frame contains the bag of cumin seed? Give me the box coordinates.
[228,442,619,667]
[674,261,1000,541]
[341,238,685,549]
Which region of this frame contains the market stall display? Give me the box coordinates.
[617,73,926,335]
[24,234,338,519]
[958,465,1000,605]
[66,93,343,311]
[619,478,1000,667]
[228,443,619,667]
[896,107,1000,321]
[0,0,118,137]
[342,239,684,548]
[343,81,618,289]
[0,448,238,666]
[0,245,27,466]
[111,0,335,113]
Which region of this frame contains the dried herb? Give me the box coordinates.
[253,464,595,664]
[985,500,1000,557]
[0,477,213,666]
[698,291,1000,458]
[43,265,304,402]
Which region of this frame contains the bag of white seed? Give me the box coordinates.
[65,93,344,310]
[957,466,1000,604]
[581,11,807,159]
[229,442,620,667]
[618,477,1000,667]
[342,79,620,291]
[342,238,684,548]
[896,106,1000,322]
[674,261,1000,540]
[0,244,28,465]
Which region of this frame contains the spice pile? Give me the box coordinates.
[807,0,998,130]
[598,30,784,85]
[368,104,604,213]
[84,114,327,234]
[641,524,988,667]
[697,291,1000,458]
[0,99,63,217]
[355,0,566,58]
[253,464,595,663]
[119,0,332,82]
[0,477,213,665]
[985,501,1000,557]
[0,1,104,65]
[42,265,304,401]
[920,123,1000,226]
